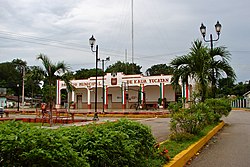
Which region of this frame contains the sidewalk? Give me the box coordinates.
[189,110,250,167]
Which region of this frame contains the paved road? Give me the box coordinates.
[190,110,250,167]
[137,118,171,143]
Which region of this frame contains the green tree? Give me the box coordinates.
[74,68,103,79]
[25,66,44,102]
[0,60,25,95]
[12,59,27,73]
[0,62,19,88]
[232,82,248,97]
[105,61,142,75]
[217,77,235,97]
[146,64,174,76]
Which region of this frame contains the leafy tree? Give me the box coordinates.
[0,62,19,87]
[232,82,247,97]
[0,61,22,95]
[25,66,44,101]
[105,61,142,75]
[146,64,174,76]
[74,68,103,79]
[12,59,27,73]
[217,77,235,97]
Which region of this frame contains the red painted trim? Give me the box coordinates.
[106,87,109,108]
[88,104,91,109]
[123,88,126,105]
[104,104,108,109]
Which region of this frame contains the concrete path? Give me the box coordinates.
[189,110,250,167]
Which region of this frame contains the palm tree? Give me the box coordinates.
[208,47,236,98]
[37,54,70,126]
[170,40,235,102]
[171,40,210,102]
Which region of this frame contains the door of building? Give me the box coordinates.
[108,94,112,109]
[77,95,82,109]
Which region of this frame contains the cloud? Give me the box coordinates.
[0,0,250,82]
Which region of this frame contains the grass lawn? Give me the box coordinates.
[159,123,218,159]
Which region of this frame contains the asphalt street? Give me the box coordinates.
[137,118,171,143]
[189,110,250,167]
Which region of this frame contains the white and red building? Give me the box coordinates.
[56,72,192,109]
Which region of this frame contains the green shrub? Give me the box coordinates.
[170,108,206,135]
[68,119,162,167]
[0,121,88,167]
[170,98,231,138]
[205,98,231,122]
[168,102,183,113]
[0,119,165,167]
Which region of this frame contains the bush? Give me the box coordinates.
[170,108,206,135]
[0,121,88,167]
[0,119,165,167]
[168,102,183,113]
[205,98,232,122]
[170,98,231,138]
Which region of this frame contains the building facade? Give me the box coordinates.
[56,72,191,109]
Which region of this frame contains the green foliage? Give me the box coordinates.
[0,119,165,167]
[170,40,235,102]
[161,124,216,159]
[170,108,205,135]
[169,132,195,142]
[170,99,231,137]
[74,68,103,79]
[105,61,142,75]
[146,64,174,76]
[0,121,88,167]
[205,98,232,122]
[0,62,22,95]
[168,102,183,113]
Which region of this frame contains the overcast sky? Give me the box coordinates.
[0,0,250,82]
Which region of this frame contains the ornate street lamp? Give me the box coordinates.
[89,35,99,121]
[200,21,222,50]
[200,21,222,98]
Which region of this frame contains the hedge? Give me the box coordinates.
[0,119,165,167]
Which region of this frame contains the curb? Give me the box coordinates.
[163,121,225,167]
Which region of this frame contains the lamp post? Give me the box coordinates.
[200,21,222,50]
[21,66,25,113]
[200,21,222,98]
[17,84,20,112]
[89,35,99,121]
[100,57,110,113]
